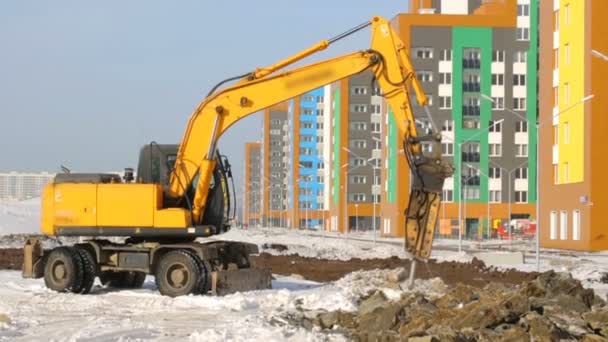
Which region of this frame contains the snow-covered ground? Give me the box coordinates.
[0,269,447,341]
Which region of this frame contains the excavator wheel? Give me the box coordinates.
[74,247,97,294]
[43,247,84,293]
[100,271,146,289]
[155,250,201,297]
[181,250,212,294]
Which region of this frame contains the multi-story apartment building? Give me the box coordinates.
[539,0,608,250]
[0,172,55,201]
[263,103,290,227]
[243,142,262,227]
[289,87,331,229]
[328,71,384,233]
[384,0,538,238]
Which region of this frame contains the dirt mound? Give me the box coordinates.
[0,249,21,270]
[252,253,537,287]
[287,271,608,341]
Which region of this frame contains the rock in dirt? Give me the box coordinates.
[261,243,288,252]
[295,270,607,341]
[385,267,407,283]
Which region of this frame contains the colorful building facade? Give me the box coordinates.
[539,0,608,250]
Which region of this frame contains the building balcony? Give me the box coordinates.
[463,59,481,69]
[461,152,481,163]
[461,176,481,186]
[462,105,481,116]
[462,82,481,93]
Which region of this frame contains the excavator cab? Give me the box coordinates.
[136,143,234,233]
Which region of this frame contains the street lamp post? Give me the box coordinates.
[343,146,380,243]
[457,119,505,253]
[355,204,359,232]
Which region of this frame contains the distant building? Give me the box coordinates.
[386,0,538,238]
[244,142,262,226]
[0,172,55,201]
[263,103,290,227]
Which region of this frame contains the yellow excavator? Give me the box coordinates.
[22,16,453,297]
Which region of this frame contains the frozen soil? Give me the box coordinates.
[1,247,537,288]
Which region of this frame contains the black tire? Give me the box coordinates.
[182,250,211,295]
[155,250,201,297]
[74,247,97,294]
[43,247,84,293]
[100,271,146,289]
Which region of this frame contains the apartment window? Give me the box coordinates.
[442,189,454,202]
[300,148,313,156]
[513,74,526,86]
[515,121,528,133]
[491,97,505,110]
[414,47,434,59]
[351,104,367,113]
[350,139,367,149]
[514,51,528,63]
[350,193,366,202]
[373,140,381,150]
[370,104,381,114]
[317,123,324,129]
[554,164,559,184]
[316,136,323,143]
[271,120,281,125]
[491,74,504,86]
[550,211,558,240]
[489,167,501,179]
[564,83,570,104]
[416,71,433,82]
[302,122,314,129]
[565,44,570,65]
[492,50,505,62]
[353,158,366,166]
[515,191,528,203]
[489,190,502,203]
[350,122,367,131]
[572,210,581,240]
[302,95,315,102]
[371,123,381,133]
[439,96,452,109]
[489,120,502,132]
[513,98,526,111]
[553,86,559,106]
[316,96,324,103]
[515,167,528,179]
[439,73,452,85]
[439,49,452,61]
[351,86,367,95]
[464,188,480,200]
[300,135,314,142]
[516,144,528,157]
[564,122,569,144]
[269,129,281,135]
[441,142,454,156]
[517,4,530,16]
[350,175,367,184]
[560,210,568,240]
[516,27,530,41]
[489,143,502,157]
[442,120,453,132]
[302,108,314,116]
[563,162,569,182]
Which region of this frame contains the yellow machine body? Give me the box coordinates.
[41,182,192,236]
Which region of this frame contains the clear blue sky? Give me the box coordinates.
[0,1,409,185]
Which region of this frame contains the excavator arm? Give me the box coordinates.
[168,16,453,259]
